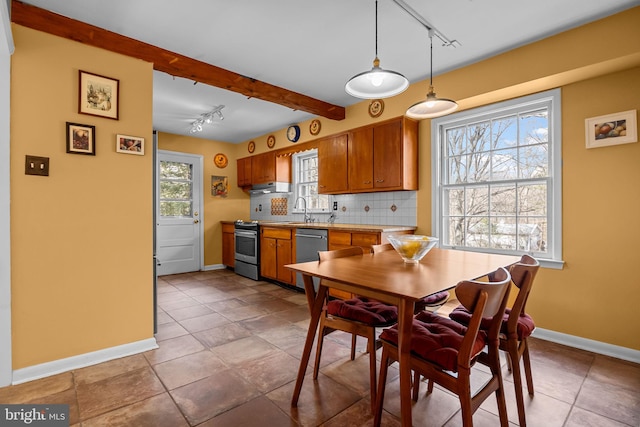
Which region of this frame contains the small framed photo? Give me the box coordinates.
[116,134,145,155]
[66,122,96,155]
[585,109,637,149]
[211,175,229,197]
[79,70,119,120]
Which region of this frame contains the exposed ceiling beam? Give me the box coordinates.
[10,0,346,121]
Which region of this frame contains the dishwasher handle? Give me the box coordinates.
[295,233,327,239]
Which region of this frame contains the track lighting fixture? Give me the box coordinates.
[190,105,225,133]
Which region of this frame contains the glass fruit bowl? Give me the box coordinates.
[387,235,439,264]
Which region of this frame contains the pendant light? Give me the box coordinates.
[406,29,458,119]
[345,0,409,99]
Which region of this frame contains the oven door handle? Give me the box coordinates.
[234,230,257,237]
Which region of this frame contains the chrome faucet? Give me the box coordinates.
[294,197,312,223]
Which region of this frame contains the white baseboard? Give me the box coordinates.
[533,328,640,364]
[12,337,158,385]
[203,264,227,271]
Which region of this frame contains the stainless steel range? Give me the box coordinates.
[234,220,260,280]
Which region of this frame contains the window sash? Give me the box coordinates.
[293,149,329,212]
[432,89,562,266]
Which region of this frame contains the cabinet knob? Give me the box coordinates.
[364,180,371,184]
[376,179,384,183]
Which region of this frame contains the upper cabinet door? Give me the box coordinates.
[316,116,419,195]
[373,119,403,189]
[348,126,374,191]
[237,157,252,187]
[318,133,349,194]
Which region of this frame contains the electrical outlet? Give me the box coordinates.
[333,201,338,211]
[25,155,49,176]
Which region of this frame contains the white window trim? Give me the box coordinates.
[292,149,330,213]
[431,89,564,269]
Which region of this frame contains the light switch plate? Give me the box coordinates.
[25,155,49,176]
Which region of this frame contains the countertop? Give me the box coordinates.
[222,220,415,233]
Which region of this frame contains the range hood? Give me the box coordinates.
[249,182,291,195]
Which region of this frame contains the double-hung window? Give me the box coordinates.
[292,149,329,212]
[432,89,562,268]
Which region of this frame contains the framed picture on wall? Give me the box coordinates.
[116,134,145,155]
[79,70,119,120]
[585,109,637,149]
[211,175,229,197]
[66,122,96,155]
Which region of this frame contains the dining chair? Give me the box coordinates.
[313,246,398,411]
[373,267,512,427]
[371,242,450,311]
[449,254,540,427]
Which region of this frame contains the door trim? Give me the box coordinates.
[0,1,13,387]
[156,150,204,273]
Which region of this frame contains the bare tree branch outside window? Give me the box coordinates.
[442,108,549,254]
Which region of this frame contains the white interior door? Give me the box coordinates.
[156,150,203,275]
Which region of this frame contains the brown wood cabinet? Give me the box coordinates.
[260,227,293,285]
[318,133,349,194]
[221,223,235,268]
[249,151,291,185]
[328,230,380,252]
[237,157,252,188]
[349,117,418,192]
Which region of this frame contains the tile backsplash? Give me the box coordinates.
[250,191,417,226]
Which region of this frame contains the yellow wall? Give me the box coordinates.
[8,6,639,373]
[10,25,154,369]
[542,67,639,347]
[157,133,249,266]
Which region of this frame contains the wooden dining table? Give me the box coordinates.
[286,247,519,426]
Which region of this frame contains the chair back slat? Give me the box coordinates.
[371,243,393,253]
[318,246,364,262]
[455,267,511,367]
[506,254,540,337]
[456,267,510,319]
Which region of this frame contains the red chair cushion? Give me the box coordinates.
[449,306,536,339]
[415,291,450,311]
[379,311,486,372]
[327,297,398,326]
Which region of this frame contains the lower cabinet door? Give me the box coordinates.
[261,237,277,279]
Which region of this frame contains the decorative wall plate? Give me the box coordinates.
[368,99,385,118]
[267,134,276,148]
[248,141,255,153]
[213,153,229,168]
[309,119,322,136]
[214,153,228,168]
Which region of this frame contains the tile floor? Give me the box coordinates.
[1,268,639,426]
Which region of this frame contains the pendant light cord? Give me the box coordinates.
[429,30,433,87]
[375,0,378,58]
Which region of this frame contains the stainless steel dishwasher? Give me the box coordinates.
[295,228,328,290]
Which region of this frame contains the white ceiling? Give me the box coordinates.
[19,0,640,143]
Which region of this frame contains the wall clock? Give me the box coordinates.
[267,134,276,149]
[309,119,321,136]
[368,99,384,118]
[247,141,255,153]
[214,153,228,168]
[287,125,301,142]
